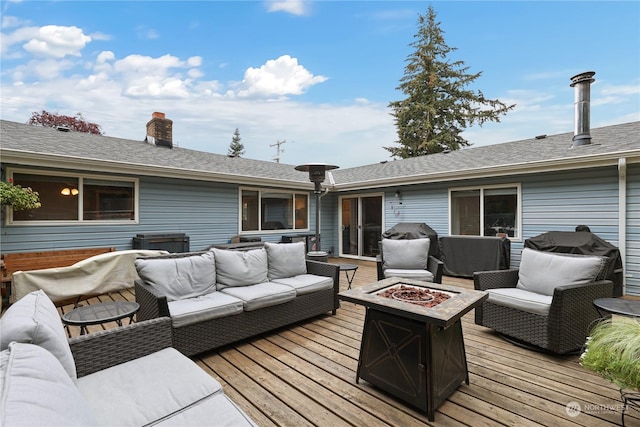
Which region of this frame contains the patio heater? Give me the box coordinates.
[295,163,339,260]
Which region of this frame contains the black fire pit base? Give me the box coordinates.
[356,308,468,421]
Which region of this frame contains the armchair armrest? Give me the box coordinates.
[135,279,170,321]
[306,260,340,313]
[428,256,444,284]
[376,255,384,281]
[69,317,173,377]
[474,269,520,291]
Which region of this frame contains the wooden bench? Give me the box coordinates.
[1,247,116,305]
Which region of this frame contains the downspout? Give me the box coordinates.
[618,157,627,295]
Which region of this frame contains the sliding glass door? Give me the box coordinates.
[339,194,383,259]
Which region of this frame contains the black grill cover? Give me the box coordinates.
[381,223,439,258]
[524,231,623,297]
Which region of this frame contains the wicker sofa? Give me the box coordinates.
[474,248,614,354]
[135,241,340,356]
[0,290,256,426]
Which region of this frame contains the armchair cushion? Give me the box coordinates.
[486,288,553,316]
[213,248,268,288]
[0,342,97,426]
[0,290,77,381]
[381,238,430,270]
[516,248,607,296]
[264,241,307,279]
[383,268,434,282]
[135,251,216,301]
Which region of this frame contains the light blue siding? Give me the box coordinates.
[626,163,640,295]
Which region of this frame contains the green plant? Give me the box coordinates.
[0,179,41,211]
[581,317,640,391]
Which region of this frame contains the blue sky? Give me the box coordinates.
[1,1,638,168]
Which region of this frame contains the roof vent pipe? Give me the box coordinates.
[569,71,595,147]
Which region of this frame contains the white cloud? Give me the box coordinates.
[22,25,91,58]
[265,0,308,16]
[236,55,328,99]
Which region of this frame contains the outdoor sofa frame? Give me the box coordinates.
[135,256,340,356]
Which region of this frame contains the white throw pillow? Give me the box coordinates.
[516,248,607,296]
[264,241,307,280]
[0,342,97,426]
[381,238,430,270]
[213,248,268,288]
[135,252,217,301]
[0,290,77,382]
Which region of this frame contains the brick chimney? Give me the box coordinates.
[146,112,173,148]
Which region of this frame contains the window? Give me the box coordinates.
[449,185,520,239]
[241,188,308,232]
[8,171,137,224]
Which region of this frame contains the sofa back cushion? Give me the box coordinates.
[213,248,268,288]
[135,251,216,301]
[381,238,430,270]
[516,248,607,296]
[0,342,97,426]
[264,241,307,280]
[0,290,77,382]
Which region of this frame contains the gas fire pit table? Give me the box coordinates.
[338,277,487,421]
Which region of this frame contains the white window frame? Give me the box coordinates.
[448,183,522,241]
[5,168,139,225]
[239,187,310,234]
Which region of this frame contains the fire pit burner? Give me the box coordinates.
[376,284,451,308]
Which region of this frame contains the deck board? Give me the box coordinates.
[40,258,639,426]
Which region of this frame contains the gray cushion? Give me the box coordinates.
[77,347,223,426]
[487,288,553,316]
[154,393,257,426]
[220,282,296,311]
[383,268,434,282]
[381,238,430,270]
[264,241,307,279]
[0,290,77,382]
[0,342,97,426]
[516,248,607,296]
[135,252,216,301]
[271,274,333,295]
[213,248,268,288]
[168,292,244,328]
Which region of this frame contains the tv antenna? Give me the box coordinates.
[270,140,286,163]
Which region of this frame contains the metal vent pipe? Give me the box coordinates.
[569,71,595,146]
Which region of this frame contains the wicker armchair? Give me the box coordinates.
[473,249,614,354]
[376,238,443,284]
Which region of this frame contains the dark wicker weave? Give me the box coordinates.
[473,269,614,354]
[69,317,173,377]
[376,251,444,283]
[135,259,340,356]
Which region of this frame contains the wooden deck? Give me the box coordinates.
[56,259,637,427]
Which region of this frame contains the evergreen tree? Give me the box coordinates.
[386,6,514,158]
[228,128,245,157]
[28,110,103,135]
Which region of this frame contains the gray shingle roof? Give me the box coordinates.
[1,119,638,190]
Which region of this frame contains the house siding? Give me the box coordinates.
[626,163,640,295]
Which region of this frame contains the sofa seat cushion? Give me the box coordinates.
[213,248,268,288]
[220,282,296,311]
[383,268,434,282]
[271,274,333,295]
[77,347,223,426]
[0,289,77,382]
[381,238,430,270]
[168,292,244,328]
[487,288,553,316]
[135,251,216,301]
[516,248,607,296]
[0,342,97,427]
[154,393,257,426]
[265,241,307,280]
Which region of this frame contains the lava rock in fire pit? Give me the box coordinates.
[377,284,451,308]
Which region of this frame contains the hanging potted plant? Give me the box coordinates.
[581,317,640,392]
[0,179,41,211]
